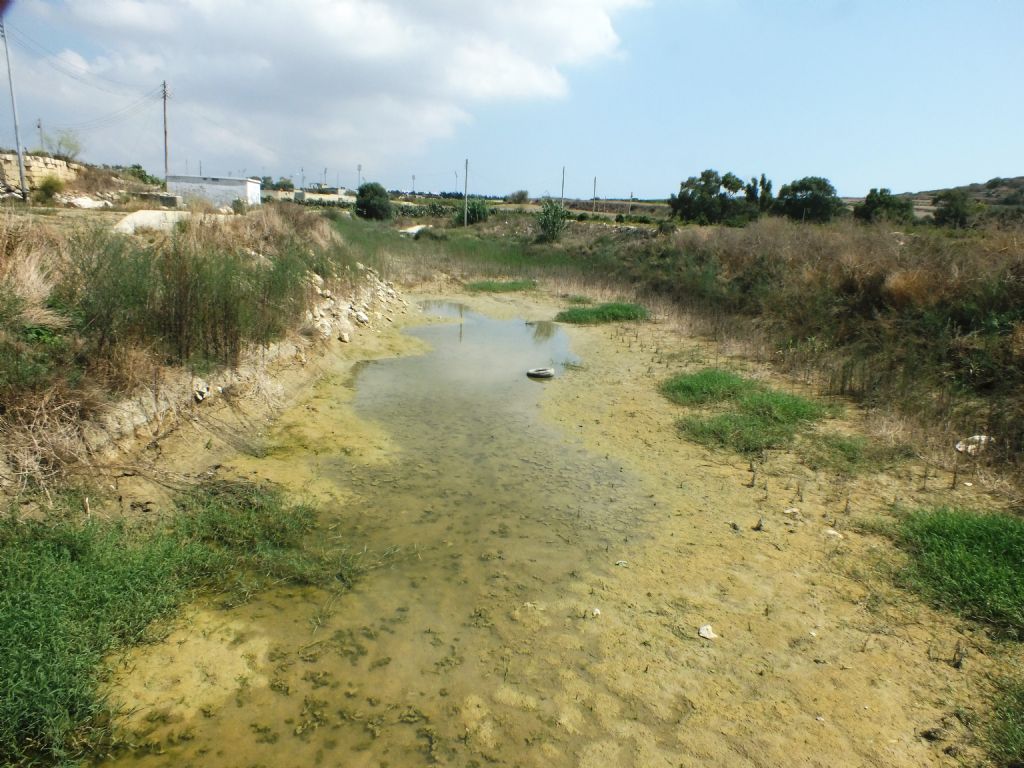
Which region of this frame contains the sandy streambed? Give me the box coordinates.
[101,291,1006,767]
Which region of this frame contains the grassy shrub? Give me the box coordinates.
[452,198,490,227]
[660,368,758,405]
[32,175,64,203]
[465,279,536,293]
[555,302,648,324]
[894,507,1024,636]
[536,200,570,242]
[0,479,356,765]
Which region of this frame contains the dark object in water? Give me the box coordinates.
[526,368,554,379]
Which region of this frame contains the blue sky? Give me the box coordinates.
[2,1,1021,198]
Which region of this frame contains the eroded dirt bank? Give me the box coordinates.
[101,289,1014,768]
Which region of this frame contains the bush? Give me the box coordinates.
[853,188,914,223]
[33,175,63,203]
[774,176,844,222]
[452,198,490,226]
[355,182,392,220]
[120,164,162,186]
[506,190,529,204]
[536,200,571,242]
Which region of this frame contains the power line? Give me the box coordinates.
[49,88,161,132]
[5,24,145,93]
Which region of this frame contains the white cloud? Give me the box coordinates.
[10,0,646,184]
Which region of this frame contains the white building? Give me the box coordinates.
[166,175,261,207]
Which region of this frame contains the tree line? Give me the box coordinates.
[668,169,1004,228]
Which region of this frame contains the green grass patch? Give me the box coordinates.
[670,371,832,455]
[660,368,759,405]
[678,412,796,454]
[555,302,648,324]
[990,680,1024,767]
[0,479,357,765]
[465,279,536,293]
[738,389,831,424]
[564,295,593,305]
[894,507,1024,636]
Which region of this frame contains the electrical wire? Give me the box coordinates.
[5,23,145,94]
[50,88,162,132]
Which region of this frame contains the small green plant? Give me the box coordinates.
[33,175,64,203]
[894,507,1024,636]
[536,200,570,242]
[555,302,648,324]
[465,279,536,293]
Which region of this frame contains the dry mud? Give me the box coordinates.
[102,289,1015,768]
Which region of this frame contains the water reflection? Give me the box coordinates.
[527,320,557,343]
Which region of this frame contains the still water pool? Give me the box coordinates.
[106,303,663,767]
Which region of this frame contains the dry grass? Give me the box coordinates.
[0,205,361,490]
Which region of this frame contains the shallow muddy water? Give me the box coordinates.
[107,304,672,767]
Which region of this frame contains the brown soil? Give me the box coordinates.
[99,287,1018,768]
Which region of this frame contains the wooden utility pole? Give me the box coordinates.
[592,176,597,213]
[412,174,415,195]
[357,163,362,188]
[463,158,469,227]
[560,166,565,207]
[1,23,28,200]
[161,80,169,180]
[627,191,632,216]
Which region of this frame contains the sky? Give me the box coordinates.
[0,0,1021,198]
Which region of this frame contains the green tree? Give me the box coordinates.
[774,176,844,222]
[668,169,759,225]
[932,189,977,228]
[536,199,570,242]
[506,190,529,204]
[355,182,393,220]
[853,188,914,223]
[51,129,82,162]
[744,173,774,213]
